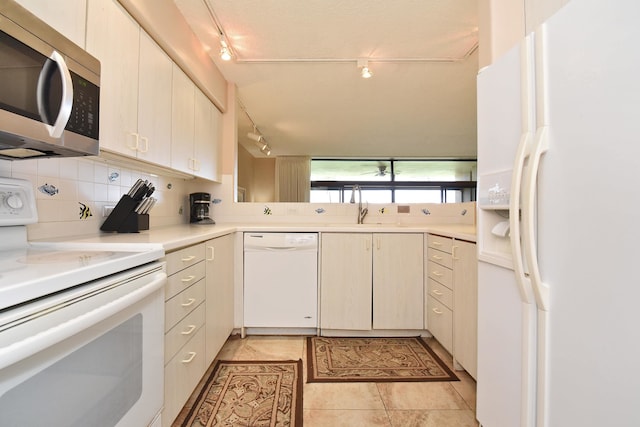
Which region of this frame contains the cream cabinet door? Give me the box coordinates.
[15,0,87,47]
[193,89,221,182]
[86,0,139,157]
[373,233,424,330]
[453,240,478,379]
[136,32,172,166]
[205,234,235,362]
[170,65,195,174]
[320,233,372,330]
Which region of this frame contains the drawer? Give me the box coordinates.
[165,279,206,332]
[427,234,453,254]
[427,277,453,309]
[427,260,453,289]
[427,298,453,354]
[163,326,206,426]
[165,303,205,363]
[165,261,206,301]
[427,247,453,269]
[165,243,206,276]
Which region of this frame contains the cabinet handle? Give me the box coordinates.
[365,239,370,251]
[432,270,444,277]
[181,255,196,262]
[181,325,196,335]
[207,246,215,261]
[432,307,443,315]
[181,298,196,307]
[181,275,196,283]
[433,289,443,296]
[431,255,443,261]
[432,241,442,246]
[128,132,139,151]
[181,352,197,364]
[139,136,149,153]
[452,245,458,260]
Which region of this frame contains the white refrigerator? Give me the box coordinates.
[476,1,640,427]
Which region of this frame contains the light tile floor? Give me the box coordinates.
[212,335,479,427]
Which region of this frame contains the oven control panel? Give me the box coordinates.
[0,177,37,226]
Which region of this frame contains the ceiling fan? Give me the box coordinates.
[374,165,388,176]
[359,163,391,177]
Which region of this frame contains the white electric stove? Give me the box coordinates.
[0,176,166,427]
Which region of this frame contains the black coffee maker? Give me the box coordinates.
[189,192,215,224]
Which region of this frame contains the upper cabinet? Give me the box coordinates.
[86,0,171,166]
[15,0,87,48]
[194,89,222,182]
[136,32,172,166]
[82,0,221,181]
[172,65,222,182]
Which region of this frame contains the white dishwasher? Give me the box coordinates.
[244,233,318,328]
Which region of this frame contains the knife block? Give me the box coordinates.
[100,195,149,233]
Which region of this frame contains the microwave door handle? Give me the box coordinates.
[36,51,73,138]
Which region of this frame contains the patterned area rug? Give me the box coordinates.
[307,337,458,383]
[178,360,303,427]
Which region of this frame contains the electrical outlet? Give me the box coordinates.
[397,205,410,214]
[103,205,115,217]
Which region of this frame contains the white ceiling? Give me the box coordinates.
[174,0,479,159]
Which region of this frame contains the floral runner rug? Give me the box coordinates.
[307,337,458,383]
[177,360,303,426]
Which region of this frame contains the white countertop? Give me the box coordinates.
[38,222,476,252]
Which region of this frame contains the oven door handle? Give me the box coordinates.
[0,271,166,371]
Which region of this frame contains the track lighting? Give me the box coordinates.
[247,131,272,156]
[219,36,232,61]
[247,132,263,143]
[357,59,373,78]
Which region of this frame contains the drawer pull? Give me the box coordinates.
[181,325,197,335]
[432,241,442,246]
[432,271,444,277]
[431,255,443,261]
[181,298,196,307]
[181,352,197,364]
[432,289,443,296]
[181,275,196,283]
[432,307,443,315]
[181,255,196,262]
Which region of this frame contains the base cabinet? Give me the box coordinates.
[453,239,478,379]
[205,234,235,362]
[320,233,423,331]
[426,234,478,379]
[162,235,235,426]
[320,233,372,330]
[162,244,207,427]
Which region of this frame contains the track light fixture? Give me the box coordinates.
[219,36,232,61]
[357,59,373,78]
[247,130,272,156]
[247,132,263,143]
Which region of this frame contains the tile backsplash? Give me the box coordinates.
[1,157,191,240]
[1,160,476,242]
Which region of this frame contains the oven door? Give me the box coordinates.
[0,262,166,427]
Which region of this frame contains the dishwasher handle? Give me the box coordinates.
[263,246,298,251]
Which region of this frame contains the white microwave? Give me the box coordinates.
[0,1,100,160]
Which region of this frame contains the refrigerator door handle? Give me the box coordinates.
[522,126,550,312]
[509,131,535,305]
